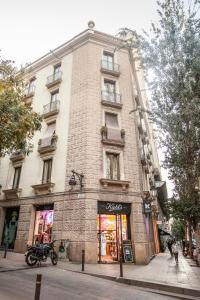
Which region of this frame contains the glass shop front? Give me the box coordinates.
[97,201,131,263]
[33,204,54,244]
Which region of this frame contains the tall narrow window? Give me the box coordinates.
[51,90,59,103]
[53,64,61,80]
[106,153,120,180]
[105,112,121,140]
[42,159,52,183]
[104,80,116,102]
[103,52,114,70]
[12,166,22,189]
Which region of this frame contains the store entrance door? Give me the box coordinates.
[97,214,128,263]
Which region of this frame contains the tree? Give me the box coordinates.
[118,0,200,257]
[171,219,185,241]
[0,56,42,156]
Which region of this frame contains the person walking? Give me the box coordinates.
[172,241,179,264]
[167,237,173,257]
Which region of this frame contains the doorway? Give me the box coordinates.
[97,214,129,263]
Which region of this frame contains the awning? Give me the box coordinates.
[158,228,171,236]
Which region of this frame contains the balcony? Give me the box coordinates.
[38,134,58,155]
[23,85,35,105]
[100,178,130,191]
[3,188,22,200]
[43,100,60,119]
[10,151,25,163]
[46,71,62,89]
[101,91,122,108]
[32,182,55,195]
[101,60,120,77]
[101,126,125,147]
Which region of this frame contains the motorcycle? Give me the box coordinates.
[25,240,58,266]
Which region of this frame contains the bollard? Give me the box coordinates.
[34,274,42,300]
[82,249,85,272]
[3,243,8,259]
[119,252,123,278]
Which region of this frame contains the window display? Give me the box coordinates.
[34,210,54,244]
[97,214,128,263]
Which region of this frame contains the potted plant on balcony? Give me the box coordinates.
[121,129,125,143]
[100,125,107,140]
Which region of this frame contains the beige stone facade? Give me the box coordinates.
[0,23,165,264]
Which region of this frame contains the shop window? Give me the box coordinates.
[106,153,120,180]
[42,159,52,184]
[34,207,54,244]
[12,166,21,189]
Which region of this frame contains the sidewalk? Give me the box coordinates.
[1,250,200,296]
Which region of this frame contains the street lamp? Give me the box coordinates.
[69,170,84,190]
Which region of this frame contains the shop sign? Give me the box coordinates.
[156,220,162,225]
[143,201,151,214]
[98,201,131,215]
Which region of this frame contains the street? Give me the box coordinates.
[0,266,176,300]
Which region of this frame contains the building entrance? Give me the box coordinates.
[1,207,19,249]
[97,202,131,263]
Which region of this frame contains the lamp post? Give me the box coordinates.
[69,170,84,191]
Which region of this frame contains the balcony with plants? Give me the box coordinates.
[38,133,58,155]
[101,125,125,147]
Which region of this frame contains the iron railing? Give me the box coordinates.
[43,100,60,115]
[101,90,121,104]
[46,71,62,85]
[101,60,119,72]
[24,85,35,97]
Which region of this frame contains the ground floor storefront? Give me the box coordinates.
[0,191,158,264]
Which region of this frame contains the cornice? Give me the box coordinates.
[24,29,124,77]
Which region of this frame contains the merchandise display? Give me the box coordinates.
[34,210,54,244]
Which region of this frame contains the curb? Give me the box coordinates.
[59,267,200,299]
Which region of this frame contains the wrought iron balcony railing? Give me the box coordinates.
[24,85,35,97]
[43,100,60,116]
[101,90,121,104]
[101,60,120,73]
[46,71,62,86]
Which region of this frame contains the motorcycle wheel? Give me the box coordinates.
[25,252,37,266]
[51,251,58,265]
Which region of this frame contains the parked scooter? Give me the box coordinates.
[25,240,58,266]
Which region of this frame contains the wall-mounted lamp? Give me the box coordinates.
[69,170,84,191]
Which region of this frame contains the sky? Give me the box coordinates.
[0,0,180,196]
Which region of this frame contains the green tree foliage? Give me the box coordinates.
[171,219,185,240]
[0,56,42,156]
[118,1,200,255]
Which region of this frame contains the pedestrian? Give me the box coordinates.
[172,241,179,264]
[166,237,173,257]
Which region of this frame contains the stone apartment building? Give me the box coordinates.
[0,21,167,264]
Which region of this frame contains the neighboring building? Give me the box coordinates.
[0,21,167,264]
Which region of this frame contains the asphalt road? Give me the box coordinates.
[0,267,176,300]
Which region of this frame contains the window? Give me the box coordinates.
[104,80,115,93]
[51,90,59,102]
[106,153,120,180]
[44,122,56,138]
[12,166,22,189]
[53,64,61,80]
[105,112,119,128]
[26,78,35,94]
[105,112,121,140]
[42,159,52,183]
[103,52,114,70]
